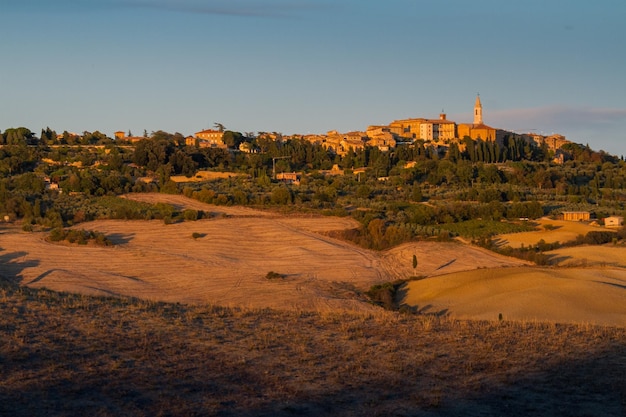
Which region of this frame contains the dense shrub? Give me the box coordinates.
[265,271,284,280]
[183,209,199,221]
[366,282,397,310]
[440,219,535,239]
[47,228,111,246]
[476,237,552,265]
[271,187,292,205]
[573,231,617,245]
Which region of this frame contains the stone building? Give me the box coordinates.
[457,95,497,141]
[561,211,591,222]
[419,113,456,142]
[605,216,624,228]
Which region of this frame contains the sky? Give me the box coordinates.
[1,0,625,156]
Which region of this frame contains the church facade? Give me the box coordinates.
[388,95,498,142]
[456,95,497,141]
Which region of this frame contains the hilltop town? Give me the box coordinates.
[109,96,572,164]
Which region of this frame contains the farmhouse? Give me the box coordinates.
[605,216,624,228]
[561,211,591,222]
[276,172,300,185]
[194,129,226,148]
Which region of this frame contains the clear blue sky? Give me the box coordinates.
[1,0,625,155]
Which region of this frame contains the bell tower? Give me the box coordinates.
[473,94,483,125]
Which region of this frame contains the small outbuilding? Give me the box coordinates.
[605,216,624,228]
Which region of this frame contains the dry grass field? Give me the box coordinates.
[495,218,604,248]
[0,193,623,327]
[0,194,527,313]
[546,244,626,268]
[1,282,625,417]
[169,170,247,183]
[400,266,626,327]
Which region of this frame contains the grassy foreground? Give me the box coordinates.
[1,278,625,417]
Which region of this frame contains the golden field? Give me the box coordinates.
[0,194,526,313]
[495,217,607,248]
[400,266,626,327]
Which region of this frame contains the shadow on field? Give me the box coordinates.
[545,254,572,265]
[0,338,623,417]
[0,250,39,284]
[394,285,450,317]
[594,280,626,290]
[106,233,135,245]
[435,258,457,271]
[491,238,506,248]
[432,345,626,417]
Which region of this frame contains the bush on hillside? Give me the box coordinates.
[573,231,617,246]
[48,228,112,246]
[265,271,284,280]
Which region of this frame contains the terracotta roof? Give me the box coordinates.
[471,123,495,130]
[424,119,455,124]
[195,129,223,135]
[392,118,426,124]
[459,123,495,130]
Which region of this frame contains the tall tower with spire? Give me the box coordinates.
[473,94,483,125]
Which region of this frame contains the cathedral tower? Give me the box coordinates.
[473,94,483,125]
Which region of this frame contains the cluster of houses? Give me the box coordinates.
[295,96,501,156]
[114,95,571,159]
[114,129,231,150]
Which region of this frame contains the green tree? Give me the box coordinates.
[356,185,371,199]
[271,186,292,205]
[2,127,35,145]
[410,183,422,202]
[222,131,244,149]
[40,127,56,146]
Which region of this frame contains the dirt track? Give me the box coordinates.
[0,194,528,313]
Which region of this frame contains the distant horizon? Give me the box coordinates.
[3,102,621,157]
